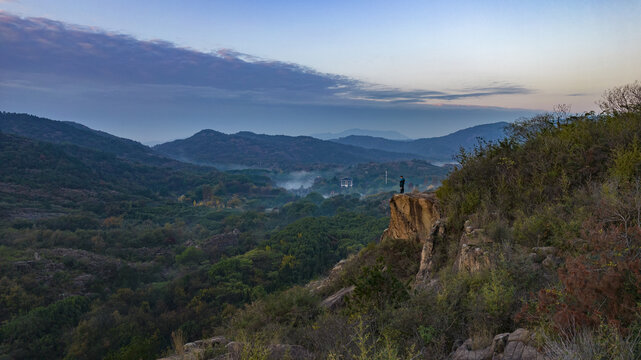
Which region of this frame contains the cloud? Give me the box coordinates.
[0,12,349,94]
[0,12,540,141]
[343,85,532,103]
[0,12,533,105]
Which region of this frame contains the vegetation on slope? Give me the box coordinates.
[153,129,424,169]
[212,82,641,359]
[0,131,390,359]
[0,112,180,167]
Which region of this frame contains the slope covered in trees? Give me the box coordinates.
[204,82,641,359]
[0,112,182,167]
[0,129,394,358]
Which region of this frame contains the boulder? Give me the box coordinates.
[157,336,228,360]
[448,329,547,360]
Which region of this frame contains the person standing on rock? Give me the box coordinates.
[399,176,405,194]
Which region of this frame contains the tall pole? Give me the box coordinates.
[385,170,388,184]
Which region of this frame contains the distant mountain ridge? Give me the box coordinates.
[154,130,424,169]
[0,112,509,169]
[0,112,190,168]
[311,128,411,140]
[332,122,509,162]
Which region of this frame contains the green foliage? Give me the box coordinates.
[610,138,641,180]
[477,268,515,319]
[176,246,206,265]
[346,259,409,316]
[0,296,90,359]
[418,325,437,345]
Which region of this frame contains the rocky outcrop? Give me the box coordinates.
[380,193,443,287]
[306,258,351,294]
[382,193,440,242]
[157,336,228,360]
[320,285,355,310]
[415,219,445,287]
[454,220,493,274]
[449,328,548,360]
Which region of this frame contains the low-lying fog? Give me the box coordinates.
[274,171,319,190]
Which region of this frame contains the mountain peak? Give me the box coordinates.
[311,128,411,140]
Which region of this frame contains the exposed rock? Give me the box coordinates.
[320,285,355,310]
[527,253,544,263]
[461,228,492,246]
[306,257,352,294]
[382,193,440,242]
[157,336,228,360]
[72,274,95,289]
[455,244,491,274]
[532,247,556,257]
[450,339,492,360]
[415,220,445,287]
[507,329,531,343]
[492,333,510,354]
[185,228,241,253]
[541,255,562,270]
[184,336,228,352]
[449,328,547,360]
[453,220,493,274]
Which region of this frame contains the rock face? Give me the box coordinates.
[449,328,548,360]
[382,193,440,242]
[306,258,351,294]
[380,193,443,287]
[454,220,493,274]
[415,219,445,287]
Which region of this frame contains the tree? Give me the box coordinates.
[599,81,641,115]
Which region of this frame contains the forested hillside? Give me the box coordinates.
[0,131,392,359]
[154,129,424,169]
[0,112,181,167]
[196,82,641,359]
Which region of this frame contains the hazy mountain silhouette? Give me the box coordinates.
[310,128,411,140]
[154,130,424,169]
[0,112,187,167]
[332,122,508,162]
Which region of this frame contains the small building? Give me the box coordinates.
[340,177,353,188]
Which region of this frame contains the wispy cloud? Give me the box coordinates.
[343,84,532,103]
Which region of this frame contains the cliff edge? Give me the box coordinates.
[382,193,440,242]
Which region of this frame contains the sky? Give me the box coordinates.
[1,0,640,143]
